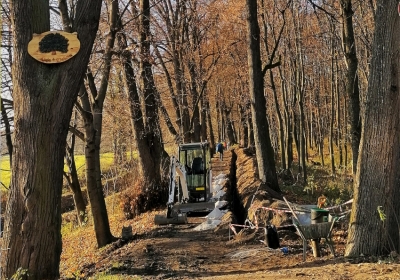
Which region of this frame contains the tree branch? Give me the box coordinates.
[68,125,85,142]
[307,0,336,19]
[262,60,281,76]
[58,0,72,32]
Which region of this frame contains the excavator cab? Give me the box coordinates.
[177,141,211,202]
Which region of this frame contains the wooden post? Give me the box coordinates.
[311,239,321,257]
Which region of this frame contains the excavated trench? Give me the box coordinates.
[212,148,264,230]
[212,147,270,232]
[225,150,246,225]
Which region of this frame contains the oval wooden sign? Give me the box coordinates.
[28,31,80,64]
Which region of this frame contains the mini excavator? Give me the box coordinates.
[155,141,215,225]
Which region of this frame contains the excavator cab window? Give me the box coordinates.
[177,142,210,202]
[191,157,203,174]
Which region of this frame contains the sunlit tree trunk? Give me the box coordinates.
[279,67,292,169]
[78,83,114,246]
[72,0,119,247]
[292,5,307,183]
[206,98,216,155]
[65,116,86,225]
[246,0,280,192]
[346,0,400,256]
[270,69,286,169]
[139,0,164,186]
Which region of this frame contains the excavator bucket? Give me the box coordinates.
[154,213,188,225]
[170,201,215,215]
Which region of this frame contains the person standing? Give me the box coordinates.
[217,142,224,161]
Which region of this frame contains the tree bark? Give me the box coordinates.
[0,0,102,278]
[246,0,280,192]
[139,0,164,186]
[341,0,361,175]
[329,33,336,175]
[270,70,286,169]
[78,83,114,246]
[73,0,119,247]
[200,95,208,142]
[206,98,216,156]
[345,0,400,256]
[279,67,293,169]
[65,122,86,225]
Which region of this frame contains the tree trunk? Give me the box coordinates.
[248,114,255,147]
[345,0,400,256]
[139,0,164,186]
[293,6,307,183]
[206,98,215,155]
[118,33,148,178]
[315,75,325,167]
[200,96,208,142]
[246,0,280,192]
[73,0,120,247]
[329,34,336,175]
[224,108,235,145]
[344,96,348,169]
[79,87,114,246]
[153,45,180,141]
[0,0,102,278]
[65,123,86,225]
[270,69,286,169]
[341,0,361,175]
[188,59,201,142]
[239,104,248,147]
[336,64,343,167]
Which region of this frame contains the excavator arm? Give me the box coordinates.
[167,156,190,217]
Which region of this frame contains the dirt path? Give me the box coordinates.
[79,216,399,280]
[67,148,400,279]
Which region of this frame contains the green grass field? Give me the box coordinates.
[0,156,11,190]
[0,152,138,191]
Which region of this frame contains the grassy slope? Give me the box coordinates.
[0,152,137,191]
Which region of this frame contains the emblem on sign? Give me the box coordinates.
[28,31,80,64]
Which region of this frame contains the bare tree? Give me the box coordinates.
[340,0,361,175]
[245,0,280,194]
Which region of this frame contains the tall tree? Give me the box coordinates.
[72,0,119,247]
[117,0,166,199]
[245,0,280,193]
[345,0,400,256]
[0,0,103,278]
[64,114,86,226]
[138,0,165,186]
[340,0,361,175]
